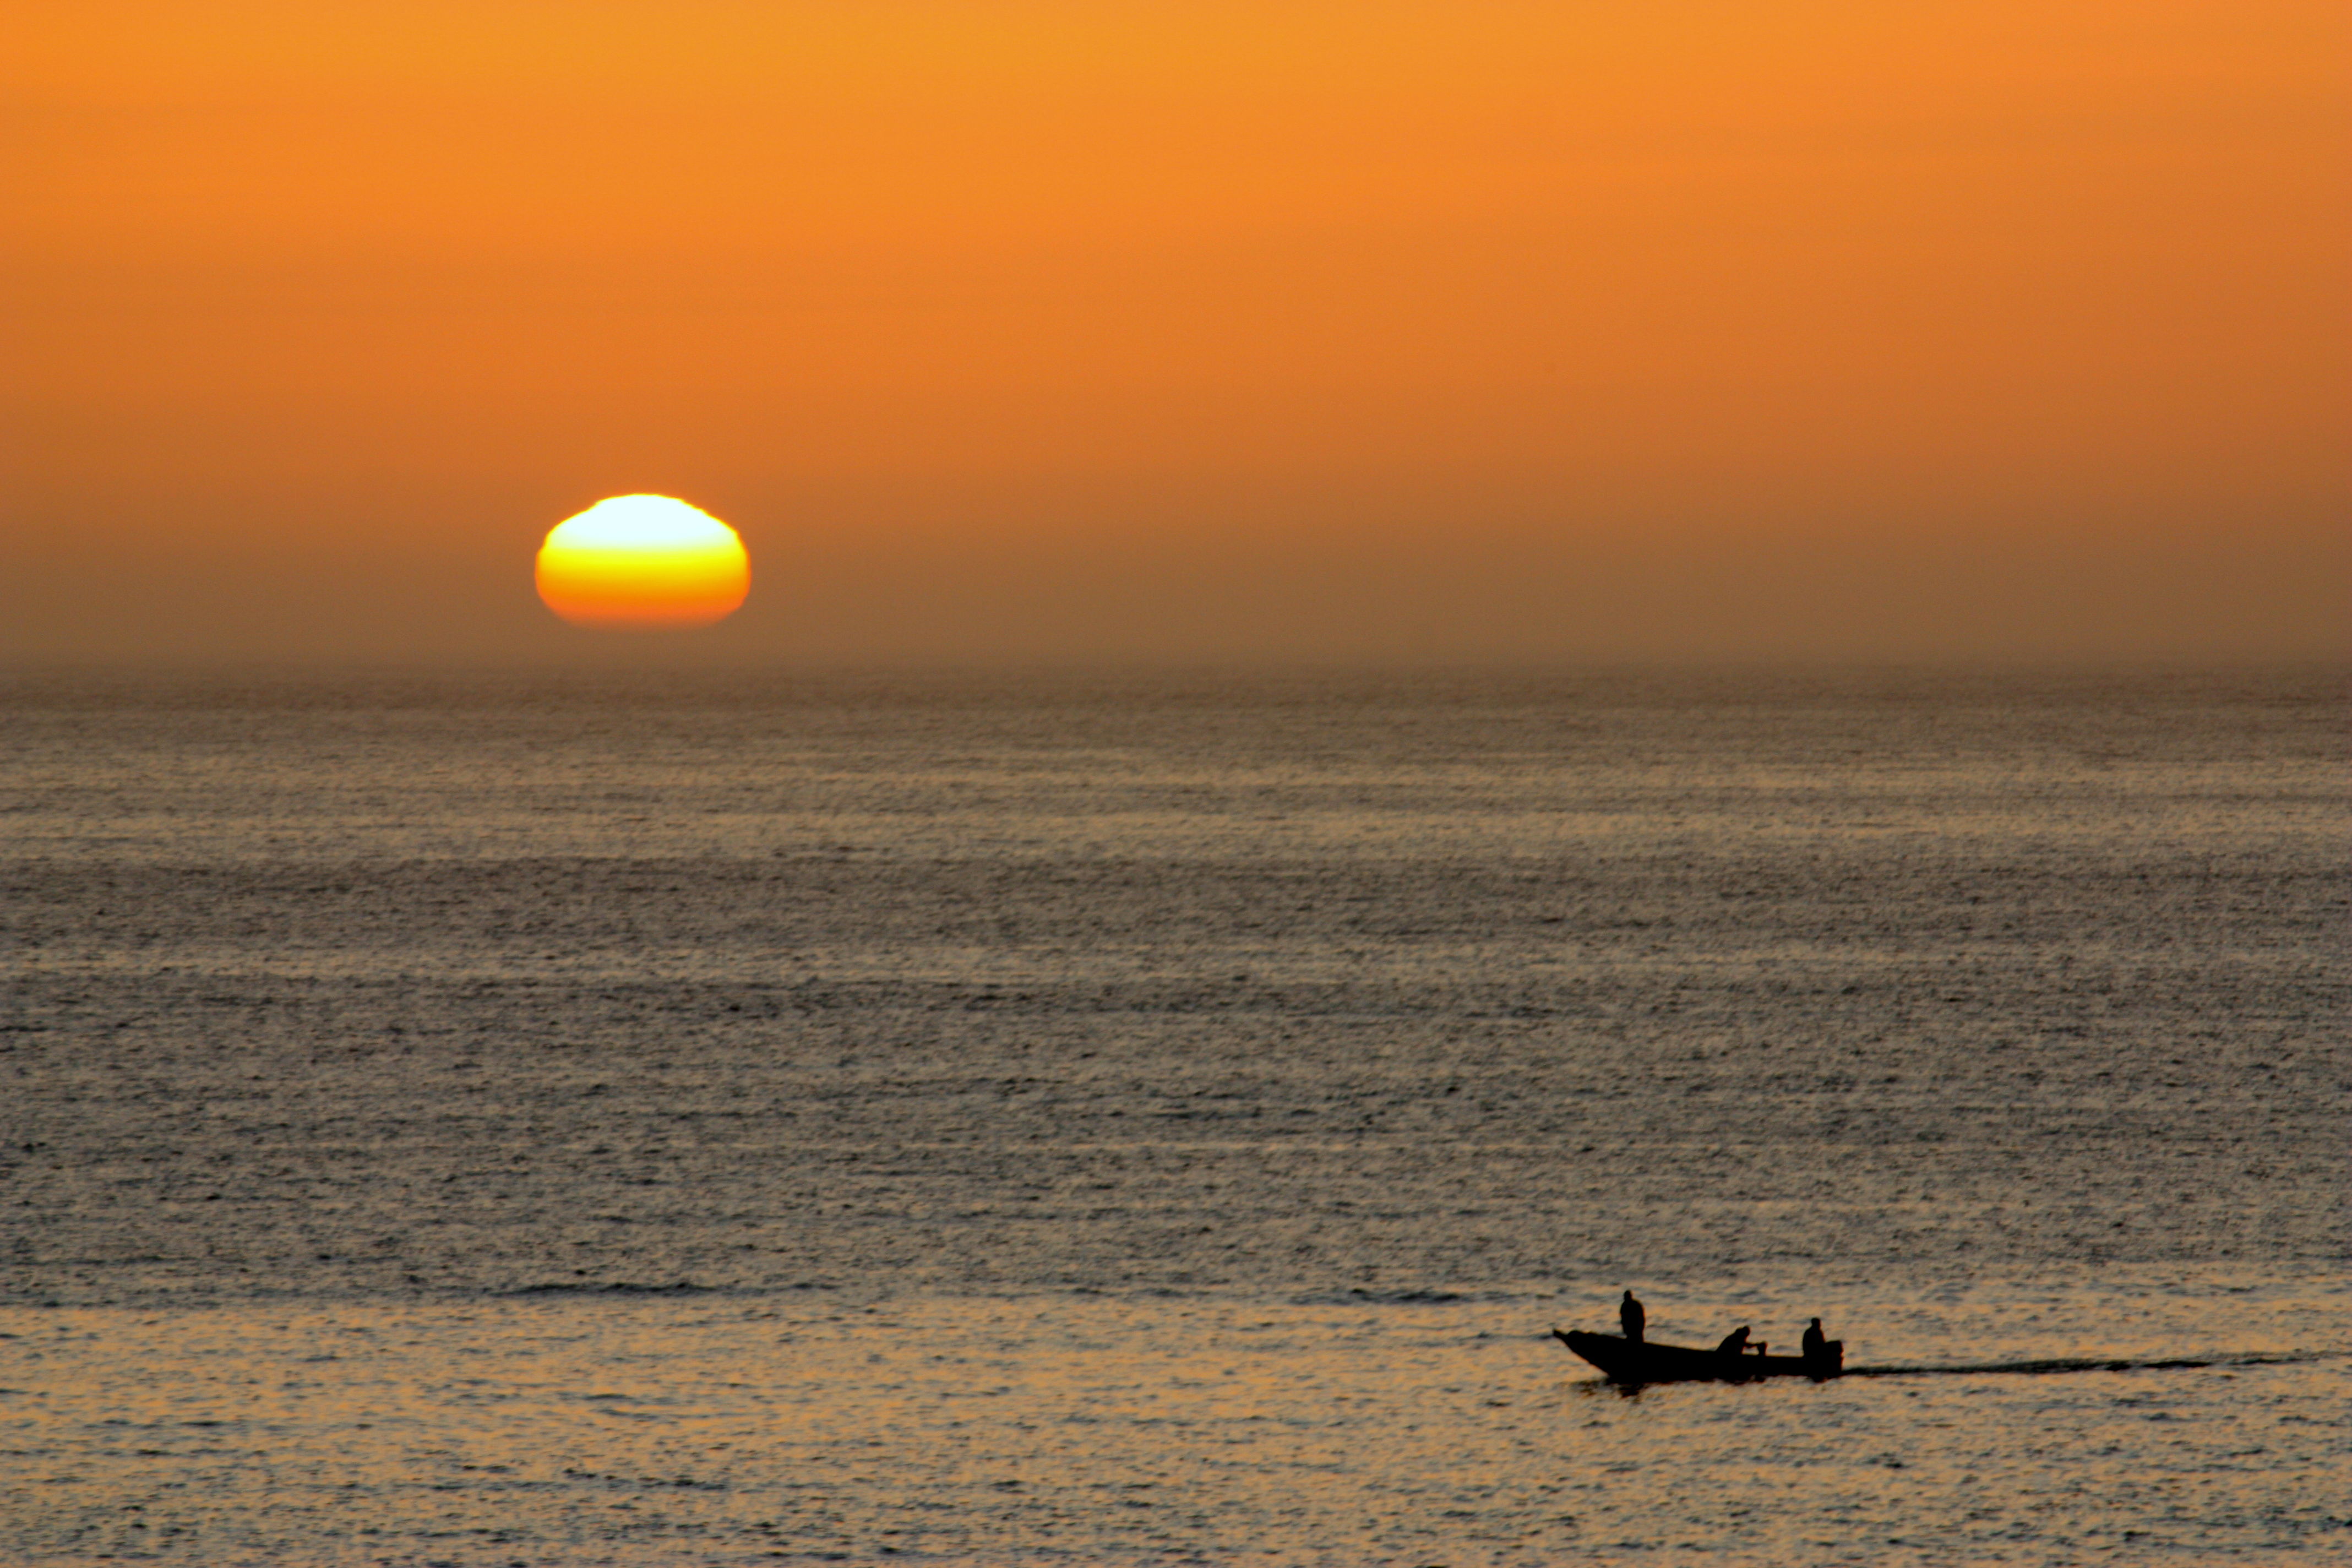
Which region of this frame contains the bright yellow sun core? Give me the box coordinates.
[535,495,750,630]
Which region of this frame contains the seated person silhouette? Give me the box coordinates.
[1619,1290,1646,1343]
[1716,1325,1754,1356]
[1802,1317,1827,1360]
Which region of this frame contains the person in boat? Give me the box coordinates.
[1619,1290,1646,1343]
[1802,1317,1827,1360]
[1716,1325,1754,1356]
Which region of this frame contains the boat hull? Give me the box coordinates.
[1554,1329,1842,1384]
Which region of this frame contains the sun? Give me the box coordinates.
[535,496,750,630]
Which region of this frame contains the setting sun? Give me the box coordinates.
[533,495,750,630]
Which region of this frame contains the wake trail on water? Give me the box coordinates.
[1841,1351,2334,1380]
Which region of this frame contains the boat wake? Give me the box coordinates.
[1841,1350,2333,1380]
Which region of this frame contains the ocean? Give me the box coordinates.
[2,666,2343,1565]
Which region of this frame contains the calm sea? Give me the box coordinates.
[2,667,2344,1566]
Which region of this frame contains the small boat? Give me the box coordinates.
[1553,1328,1843,1384]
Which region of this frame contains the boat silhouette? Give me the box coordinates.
[1553,1327,1843,1384]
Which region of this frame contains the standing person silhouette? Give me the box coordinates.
[1619,1290,1646,1343]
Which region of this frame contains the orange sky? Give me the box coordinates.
[5,1,2343,662]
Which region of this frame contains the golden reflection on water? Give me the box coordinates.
[2,1277,2342,1565]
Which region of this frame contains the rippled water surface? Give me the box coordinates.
[2,668,2344,1565]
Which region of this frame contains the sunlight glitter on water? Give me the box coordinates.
[6,1273,2343,1566]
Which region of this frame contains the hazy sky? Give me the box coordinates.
[7,1,2343,663]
